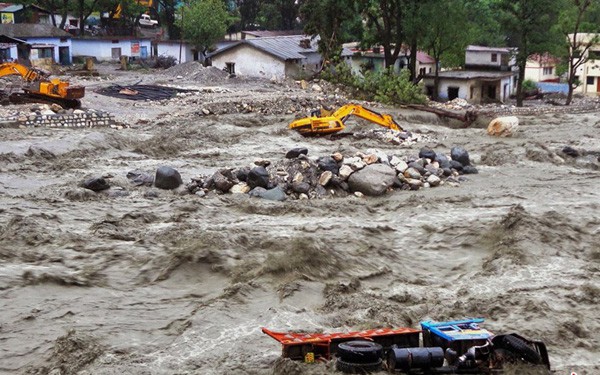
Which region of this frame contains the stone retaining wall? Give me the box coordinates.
[0,110,118,129]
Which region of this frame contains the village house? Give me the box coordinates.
[423,45,517,103]
[343,43,436,78]
[0,23,73,67]
[570,33,600,96]
[71,37,152,61]
[525,53,559,82]
[209,35,321,80]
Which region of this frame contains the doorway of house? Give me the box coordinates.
[58,47,70,65]
[448,87,459,100]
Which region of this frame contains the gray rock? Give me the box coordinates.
[451,147,471,166]
[249,186,287,201]
[127,170,154,186]
[286,147,308,159]
[81,177,110,192]
[427,174,441,187]
[408,161,426,175]
[319,171,333,186]
[347,163,396,196]
[403,167,422,179]
[317,156,339,174]
[435,152,451,168]
[419,147,436,160]
[462,165,479,174]
[236,167,250,182]
[154,166,183,189]
[339,165,354,180]
[213,172,235,192]
[562,146,579,157]
[449,160,464,171]
[247,166,270,189]
[291,181,311,194]
[394,160,409,173]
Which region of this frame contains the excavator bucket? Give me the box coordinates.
[65,85,85,99]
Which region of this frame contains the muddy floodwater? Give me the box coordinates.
[0,65,599,374]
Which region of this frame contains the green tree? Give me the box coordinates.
[176,0,235,58]
[357,0,405,68]
[557,0,600,105]
[422,0,473,100]
[301,0,361,65]
[497,0,562,106]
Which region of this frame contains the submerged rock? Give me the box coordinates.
[249,186,287,201]
[285,147,308,159]
[81,177,110,192]
[154,166,182,189]
[451,147,471,166]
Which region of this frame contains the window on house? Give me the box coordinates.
[587,76,594,85]
[38,48,53,58]
[112,40,119,44]
[491,53,498,62]
[543,67,553,75]
[588,50,600,60]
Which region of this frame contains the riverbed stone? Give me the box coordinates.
[249,186,287,201]
[347,163,396,196]
[291,181,311,194]
[449,160,464,171]
[230,183,250,194]
[451,147,471,166]
[487,116,519,137]
[427,174,441,187]
[155,166,183,189]
[319,171,333,186]
[339,165,354,180]
[419,147,436,160]
[127,170,154,186]
[285,147,308,159]
[247,166,270,189]
[81,177,110,192]
[403,167,422,179]
[462,165,479,174]
[317,156,339,174]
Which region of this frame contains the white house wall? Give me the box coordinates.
[20,37,71,63]
[72,39,152,60]
[157,42,194,63]
[212,45,285,79]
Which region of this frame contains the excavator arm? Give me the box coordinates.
[289,103,403,135]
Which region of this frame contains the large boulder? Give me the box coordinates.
[247,166,270,189]
[451,147,471,166]
[154,166,183,189]
[487,116,519,137]
[347,164,396,196]
[419,147,436,161]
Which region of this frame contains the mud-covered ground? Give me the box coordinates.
[1,63,599,375]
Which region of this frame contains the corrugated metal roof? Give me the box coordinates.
[246,35,318,60]
[0,4,23,12]
[0,23,71,38]
[210,35,319,61]
[466,45,511,53]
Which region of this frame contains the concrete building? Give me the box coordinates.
[209,35,321,80]
[525,53,559,82]
[570,33,600,96]
[465,45,515,71]
[343,43,436,78]
[423,45,517,103]
[72,37,152,61]
[0,23,73,67]
[155,40,195,64]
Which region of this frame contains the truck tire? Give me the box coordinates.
[336,340,383,363]
[336,358,383,374]
[500,335,542,364]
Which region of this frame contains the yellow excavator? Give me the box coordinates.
[0,62,85,108]
[289,104,403,136]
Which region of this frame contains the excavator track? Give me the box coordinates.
[7,92,81,109]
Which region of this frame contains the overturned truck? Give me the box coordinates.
[263,318,550,374]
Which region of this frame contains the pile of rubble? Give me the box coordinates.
[78,146,478,201]
[160,61,231,83]
[187,146,478,200]
[0,104,119,129]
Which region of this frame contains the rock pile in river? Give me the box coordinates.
[186,146,478,200]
